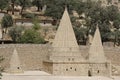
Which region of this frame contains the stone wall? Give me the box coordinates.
[0,44,49,71]
[0,44,120,75]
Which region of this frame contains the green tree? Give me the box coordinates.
[107,5,119,21]
[32,18,40,30]
[17,0,31,14]
[10,0,20,15]
[74,27,88,45]
[113,29,120,46]
[18,29,45,44]
[9,26,24,42]
[32,0,43,11]
[0,0,9,11]
[1,14,13,34]
[44,0,80,20]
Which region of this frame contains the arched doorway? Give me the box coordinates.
[88,70,92,76]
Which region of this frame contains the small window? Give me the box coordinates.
[105,63,108,68]
[97,70,99,73]
[66,69,68,71]
[70,67,72,69]
[88,70,92,76]
[72,58,74,61]
[75,68,76,71]
[68,58,70,61]
[44,21,46,24]
[17,67,20,69]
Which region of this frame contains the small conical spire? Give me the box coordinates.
[89,25,106,63]
[9,48,23,73]
[52,7,78,49]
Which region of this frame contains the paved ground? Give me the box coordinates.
[1,71,120,80]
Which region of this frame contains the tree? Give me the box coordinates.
[18,29,45,44]
[9,26,24,42]
[32,18,41,30]
[113,20,120,29]
[74,27,88,45]
[44,0,80,20]
[17,0,31,14]
[107,5,119,21]
[113,29,120,46]
[0,0,9,11]
[32,0,43,11]
[107,0,112,4]
[10,0,20,15]
[1,14,13,34]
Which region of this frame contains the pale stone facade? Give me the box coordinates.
[88,27,111,77]
[9,48,23,73]
[43,8,111,76]
[43,8,86,76]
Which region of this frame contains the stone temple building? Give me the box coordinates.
[43,8,111,76]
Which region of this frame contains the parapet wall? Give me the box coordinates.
[0,44,120,73]
[0,44,49,71]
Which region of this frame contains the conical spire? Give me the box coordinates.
[9,48,23,73]
[52,7,78,50]
[89,25,106,63]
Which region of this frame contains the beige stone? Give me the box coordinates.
[89,26,106,63]
[9,48,23,73]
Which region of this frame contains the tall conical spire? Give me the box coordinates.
[49,7,84,62]
[52,7,78,50]
[89,25,106,63]
[9,48,23,73]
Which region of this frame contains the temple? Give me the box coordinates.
[43,8,111,76]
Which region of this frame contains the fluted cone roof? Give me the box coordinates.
[10,48,23,73]
[89,26,106,63]
[52,8,78,49]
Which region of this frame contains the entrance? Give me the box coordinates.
[88,70,92,76]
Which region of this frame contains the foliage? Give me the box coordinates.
[32,0,43,11]
[1,14,13,33]
[114,29,120,46]
[18,29,45,44]
[22,13,36,19]
[17,0,32,14]
[10,0,21,14]
[0,0,9,10]
[74,27,88,45]
[32,18,41,30]
[9,26,24,42]
[44,0,81,19]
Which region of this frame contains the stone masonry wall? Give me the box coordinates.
[0,44,49,71]
[0,44,120,75]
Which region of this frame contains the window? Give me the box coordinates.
[97,70,99,73]
[66,69,68,71]
[70,67,72,69]
[88,70,92,76]
[68,58,70,61]
[72,58,74,61]
[17,67,20,69]
[75,68,76,71]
